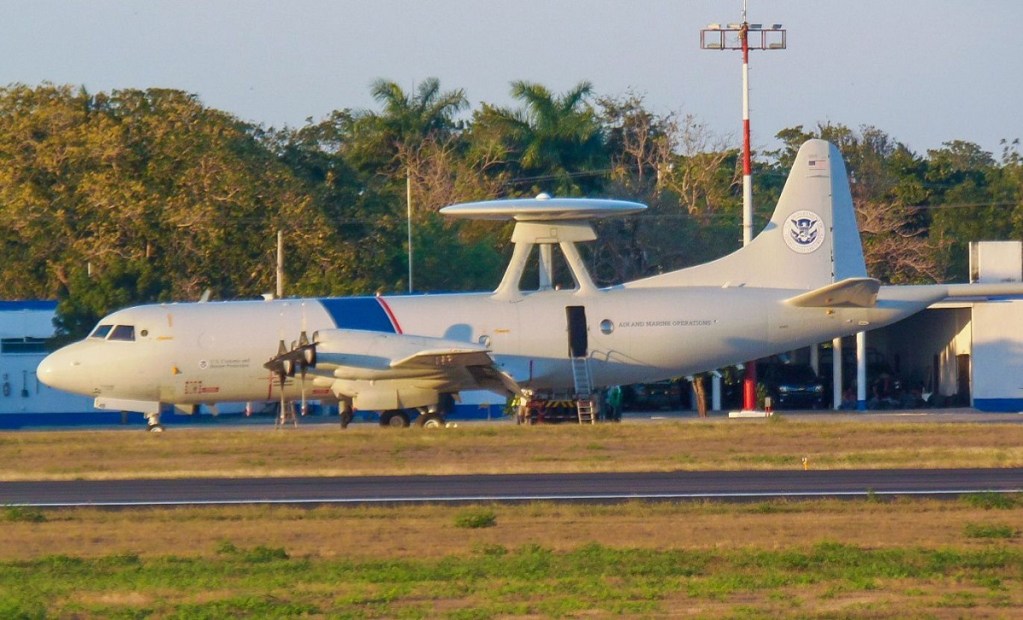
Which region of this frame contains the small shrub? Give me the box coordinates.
[961,492,1018,510]
[2,506,46,523]
[38,554,85,570]
[749,502,781,514]
[97,552,141,567]
[0,596,45,620]
[964,523,1018,539]
[242,545,289,563]
[472,543,508,556]
[455,509,497,529]
[215,540,239,555]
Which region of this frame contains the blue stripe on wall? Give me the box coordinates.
[317,297,395,333]
[973,399,1023,413]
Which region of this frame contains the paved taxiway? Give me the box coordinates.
[2,468,1020,507]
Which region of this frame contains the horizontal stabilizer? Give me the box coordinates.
[785,277,880,308]
[943,282,1023,299]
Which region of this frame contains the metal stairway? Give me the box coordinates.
[571,356,596,424]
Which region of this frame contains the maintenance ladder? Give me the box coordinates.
[571,356,596,424]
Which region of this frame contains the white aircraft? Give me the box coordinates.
[37,140,1023,430]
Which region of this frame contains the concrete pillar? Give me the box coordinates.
[832,337,843,410]
[711,373,722,411]
[856,331,867,411]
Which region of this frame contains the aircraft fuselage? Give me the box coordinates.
[38,285,932,408]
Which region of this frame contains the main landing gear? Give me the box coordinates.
[374,394,454,429]
[379,409,411,428]
[145,412,164,433]
[415,412,445,428]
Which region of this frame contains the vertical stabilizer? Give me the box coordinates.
[626,139,868,290]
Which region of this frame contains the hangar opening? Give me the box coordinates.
[789,241,1023,412]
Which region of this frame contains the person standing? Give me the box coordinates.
[606,385,623,422]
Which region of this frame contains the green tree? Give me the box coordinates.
[926,140,1013,281]
[347,78,468,175]
[769,124,944,283]
[472,81,606,195]
[591,93,739,283]
[0,85,357,336]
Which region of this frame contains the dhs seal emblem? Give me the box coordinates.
[783,210,826,254]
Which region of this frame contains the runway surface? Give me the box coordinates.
[3,468,1021,507]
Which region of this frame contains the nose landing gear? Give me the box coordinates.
[145,411,164,433]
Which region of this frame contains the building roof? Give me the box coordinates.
[0,301,58,340]
[0,300,58,312]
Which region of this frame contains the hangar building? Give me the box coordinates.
[836,242,1023,412]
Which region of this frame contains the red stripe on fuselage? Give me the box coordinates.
[376,297,403,334]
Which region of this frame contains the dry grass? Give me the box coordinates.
[1,418,1022,481]
[0,498,1019,561]
[2,419,1022,617]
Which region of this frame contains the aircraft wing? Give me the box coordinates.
[390,348,494,370]
[265,329,522,408]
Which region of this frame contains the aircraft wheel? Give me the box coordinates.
[416,413,445,428]
[380,410,410,428]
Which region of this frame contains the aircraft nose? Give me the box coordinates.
[37,345,85,394]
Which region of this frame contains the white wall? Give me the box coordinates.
[971,300,1023,409]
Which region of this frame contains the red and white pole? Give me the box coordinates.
[699,3,786,413]
[739,18,758,411]
[740,21,753,246]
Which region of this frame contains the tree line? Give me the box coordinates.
[0,82,1019,338]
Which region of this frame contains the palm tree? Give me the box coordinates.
[477,80,606,195]
[369,78,468,150]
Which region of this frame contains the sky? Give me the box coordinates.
[1,0,1020,157]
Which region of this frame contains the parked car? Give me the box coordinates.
[758,362,824,410]
[818,346,896,403]
[622,380,687,411]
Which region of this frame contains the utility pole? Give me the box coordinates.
[701,1,786,411]
[407,172,414,294]
[276,229,284,299]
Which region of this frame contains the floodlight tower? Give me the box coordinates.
[700,2,786,412]
[701,4,786,245]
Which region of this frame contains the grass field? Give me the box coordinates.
[1,497,1021,617]
[1,418,1022,617]
[1,416,1022,480]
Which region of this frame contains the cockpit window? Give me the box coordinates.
[89,324,113,339]
[109,325,136,341]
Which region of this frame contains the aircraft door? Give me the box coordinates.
[566,306,588,358]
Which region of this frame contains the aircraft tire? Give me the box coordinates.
[416,413,445,428]
[380,410,410,428]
